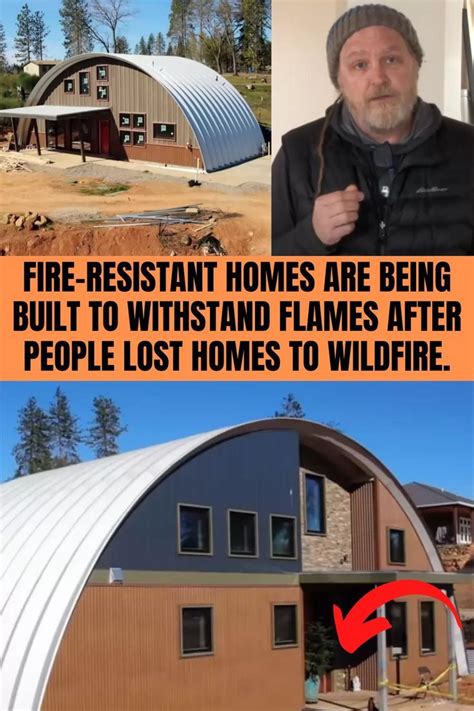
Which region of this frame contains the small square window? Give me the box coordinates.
[120,131,132,145]
[97,85,109,101]
[133,113,146,129]
[181,607,213,656]
[79,72,90,95]
[229,510,257,556]
[153,122,176,140]
[387,601,407,656]
[179,504,212,554]
[119,113,131,128]
[305,473,325,534]
[64,79,74,93]
[133,131,146,146]
[97,65,108,81]
[388,529,405,564]
[271,515,296,558]
[273,604,298,647]
[420,601,435,653]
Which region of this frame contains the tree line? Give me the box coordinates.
[13,388,126,477]
[0,0,269,75]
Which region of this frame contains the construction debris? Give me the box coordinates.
[0,156,33,173]
[4,211,52,230]
[94,205,211,228]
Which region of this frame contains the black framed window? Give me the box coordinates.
[63,79,74,93]
[79,71,90,95]
[273,604,298,647]
[179,504,211,554]
[420,601,435,653]
[387,601,407,656]
[153,122,176,140]
[271,515,296,558]
[388,528,406,564]
[97,85,109,101]
[119,113,131,128]
[133,131,146,146]
[133,113,146,129]
[229,510,257,556]
[97,65,108,80]
[305,473,325,534]
[181,607,213,656]
[120,131,132,145]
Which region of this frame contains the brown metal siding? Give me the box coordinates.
[351,482,377,570]
[124,143,202,167]
[353,654,378,691]
[42,585,305,711]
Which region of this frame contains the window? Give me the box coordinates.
[133,113,146,129]
[120,131,132,145]
[388,528,405,564]
[119,113,131,128]
[459,517,472,544]
[133,131,146,146]
[79,71,90,95]
[63,79,74,93]
[228,510,257,556]
[178,504,212,554]
[97,85,109,101]
[273,604,298,647]
[181,607,213,656]
[387,601,407,656]
[153,122,176,140]
[97,65,108,80]
[305,473,325,534]
[420,601,435,653]
[270,515,296,558]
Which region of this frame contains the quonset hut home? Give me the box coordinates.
[0,53,265,172]
[1,419,471,711]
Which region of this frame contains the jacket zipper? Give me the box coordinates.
[378,203,389,255]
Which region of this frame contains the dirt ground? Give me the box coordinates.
[0,158,270,256]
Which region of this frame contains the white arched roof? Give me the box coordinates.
[0,419,462,711]
[24,53,265,172]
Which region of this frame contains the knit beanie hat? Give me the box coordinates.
[327,4,424,87]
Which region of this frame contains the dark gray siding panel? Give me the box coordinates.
[96,430,301,573]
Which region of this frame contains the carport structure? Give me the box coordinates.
[0,105,109,161]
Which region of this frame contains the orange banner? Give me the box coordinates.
[0,257,472,381]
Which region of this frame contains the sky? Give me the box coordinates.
[1,0,172,62]
[0,381,473,498]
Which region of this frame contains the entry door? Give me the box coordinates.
[99,120,110,155]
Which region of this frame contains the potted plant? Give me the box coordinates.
[305,621,336,703]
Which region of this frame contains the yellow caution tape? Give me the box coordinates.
[379,664,474,702]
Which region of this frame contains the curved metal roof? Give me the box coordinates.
[0,419,466,710]
[23,53,264,172]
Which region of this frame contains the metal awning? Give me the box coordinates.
[0,105,108,120]
[300,570,473,585]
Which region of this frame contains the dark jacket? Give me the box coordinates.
[272,108,474,256]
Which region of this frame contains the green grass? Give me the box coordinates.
[79,182,130,196]
[224,73,271,129]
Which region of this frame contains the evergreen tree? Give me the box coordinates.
[32,10,49,60]
[13,397,53,476]
[237,0,269,71]
[166,41,174,55]
[154,31,166,54]
[147,33,155,54]
[59,0,94,57]
[115,35,130,52]
[48,387,81,468]
[274,393,305,419]
[168,0,194,58]
[86,396,126,458]
[15,4,34,65]
[134,36,148,54]
[0,23,7,71]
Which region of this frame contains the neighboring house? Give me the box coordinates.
[23,60,60,78]
[2,420,470,711]
[1,53,264,172]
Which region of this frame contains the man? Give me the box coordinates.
[272,4,474,255]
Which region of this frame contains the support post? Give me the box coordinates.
[447,591,458,702]
[79,121,86,163]
[11,117,18,151]
[377,600,388,711]
[32,119,41,156]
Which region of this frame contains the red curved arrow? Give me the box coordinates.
[333,580,462,653]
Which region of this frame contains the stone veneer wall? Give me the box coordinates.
[300,469,352,570]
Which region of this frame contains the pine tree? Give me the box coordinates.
[154,31,166,54]
[13,397,53,476]
[49,387,81,468]
[15,4,34,65]
[0,23,7,71]
[32,10,49,60]
[59,0,94,57]
[86,396,126,458]
[147,33,155,54]
[115,35,130,53]
[135,36,148,54]
[237,0,269,71]
[168,0,194,58]
[166,42,174,55]
[274,393,305,419]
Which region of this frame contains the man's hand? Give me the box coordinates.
[312,184,365,246]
